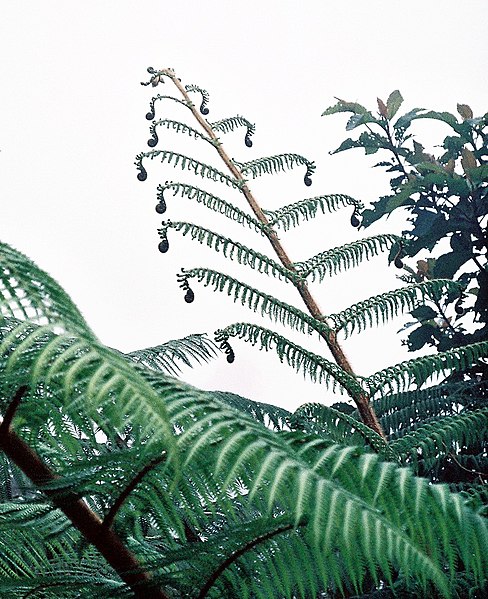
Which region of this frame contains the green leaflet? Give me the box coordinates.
[294,234,400,281]
[364,341,488,395]
[263,194,363,231]
[330,279,463,337]
[156,182,267,232]
[180,267,331,337]
[159,221,299,282]
[216,322,363,396]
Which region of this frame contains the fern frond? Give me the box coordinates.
[179,267,331,337]
[144,93,190,120]
[391,408,488,472]
[364,341,488,395]
[0,243,94,339]
[330,279,463,337]
[210,115,255,147]
[263,194,363,231]
[147,119,212,148]
[185,83,210,115]
[210,390,292,431]
[372,380,488,438]
[125,333,219,375]
[167,383,488,596]
[215,322,363,396]
[293,403,393,457]
[294,234,400,282]
[155,182,267,232]
[135,150,241,186]
[158,222,299,282]
[233,154,316,186]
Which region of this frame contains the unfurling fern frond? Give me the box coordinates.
[233,154,316,186]
[210,115,256,147]
[263,194,364,231]
[330,279,463,336]
[293,403,393,457]
[158,222,299,282]
[144,93,190,120]
[178,267,331,337]
[215,322,363,395]
[364,341,488,395]
[185,83,210,115]
[135,150,241,186]
[155,182,267,232]
[125,333,219,375]
[147,119,212,148]
[294,234,400,282]
[391,408,488,473]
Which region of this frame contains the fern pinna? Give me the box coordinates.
[0,68,487,598]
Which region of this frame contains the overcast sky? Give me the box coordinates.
[1,1,487,411]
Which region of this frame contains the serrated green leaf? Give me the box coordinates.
[386,90,403,119]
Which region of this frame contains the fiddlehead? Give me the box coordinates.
[185,84,210,115]
[176,270,195,304]
[214,330,235,363]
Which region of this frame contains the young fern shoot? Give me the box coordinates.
[136,67,482,443]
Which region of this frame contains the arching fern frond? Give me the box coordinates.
[210,390,292,431]
[135,150,241,187]
[263,194,363,231]
[293,403,394,457]
[233,154,316,186]
[158,222,299,282]
[179,267,331,337]
[210,115,255,147]
[147,119,212,148]
[185,83,210,115]
[390,408,488,473]
[125,333,219,376]
[294,234,400,282]
[371,380,488,438]
[144,93,190,120]
[330,279,463,337]
[215,323,363,396]
[166,382,488,596]
[0,243,95,339]
[155,182,267,232]
[364,341,488,395]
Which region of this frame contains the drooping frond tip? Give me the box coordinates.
[233,153,316,186]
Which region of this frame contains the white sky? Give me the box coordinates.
[1,1,487,411]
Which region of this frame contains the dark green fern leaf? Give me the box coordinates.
[263,194,363,231]
[155,182,267,232]
[158,222,299,282]
[179,267,331,337]
[294,234,401,282]
[215,322,364,396]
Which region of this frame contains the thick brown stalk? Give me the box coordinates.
[0,389,169,599]
[163,69,385,440]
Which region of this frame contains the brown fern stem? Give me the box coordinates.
[197,520,302,598]
[0,391,169,599]
[162,69,386,440]
[103,454,166,529]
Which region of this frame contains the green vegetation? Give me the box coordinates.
[0,68,486,598]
